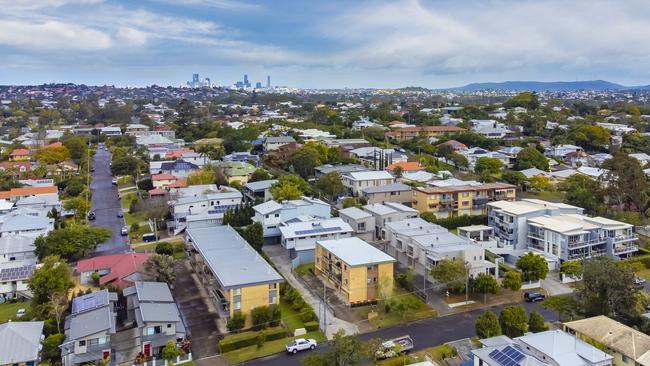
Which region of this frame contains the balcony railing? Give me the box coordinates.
[614,245,638,254]
[612,234,638,243]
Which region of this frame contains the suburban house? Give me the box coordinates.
[152,173,182,189]
[362,182,413,206]
[253,197,331,243]
[315,237,395,305]
[320,139,371,157]
[0,161,32,175]
[9,149,31,161]
[0,321,44,366]
[218,161,256,184]
[472,330,612,366]
[412,182,516,218]
[185,225,283,324]
[564,316,650,366]
[470,119,512,139]
[100,126,122,136]
[61,290,118,366]
[168,185,242,234]
[545,144,584,159]
[264,136,296,151]
[348,147,408,167]
[223,152,261,166]
[0,235,37,301]
[15,193,62,212]
[342,170,395,197]
[338,207,376,242]
[487,199,638,267]
[314,164,368,178]
[125,123,151,136]
[436,140,468,152]
[243,179,277,203]
[279,217,353,267]
[157,159,199,178]
[76,253,150,288]
[385,161,425,174]
[461,147,511,170]
[363,202,419,240]
[0,208,55,237]
[123,281,186,359]
[383,218,494,279]
[0,185,58,202]
[385,126,465,142]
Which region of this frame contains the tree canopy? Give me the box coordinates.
[35,225,112,261]
[475,310,502,339]
[431,259,467,293]
[270,174,310,201]
[27,256,74,306]
[499,305,528,337]
[515,253,548,282]
[302,329,365,366]
[316,172,345,201]
[515,147,549,171]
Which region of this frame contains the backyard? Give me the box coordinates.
[133,240,187,260]
[0,301,30,323]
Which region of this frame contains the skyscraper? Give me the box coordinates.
[267,75,271,88]
[255,82,262,88]
[192,74,199,83]
[244,74,250,88]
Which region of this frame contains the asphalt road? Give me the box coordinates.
[91,146,129,255]
[243,301,556,366]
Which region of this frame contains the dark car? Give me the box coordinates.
[524,292,546,302]
[117,211,124,218]
[87,211,96,220]
[142,233,157,242]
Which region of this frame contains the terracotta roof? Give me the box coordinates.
[395,126,466,133]
[437,140,468,150]
[414,182,516,194]
[385,161,425,172]
[44,142,63,148]
[0,185,57,199]
[149,189,168,196]
[152,173,177,181]
[76,253,150,288]
[9,149,30,156]
[0,162,31,170]
[168,178,187,188]
[164,149,194,159]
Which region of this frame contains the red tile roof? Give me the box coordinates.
[0,185,57,199]
[149,189,168,196]
[9,149,30,156]
[152,173,177,181]
[0,161,31,170]
[437,140,468,150]
[385,161,425,172]
[44,142,63,148]
[168,178,188,188]
[164,149,194,159]
[76,253,150,288]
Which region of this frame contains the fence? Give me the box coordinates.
[133,353,192,366]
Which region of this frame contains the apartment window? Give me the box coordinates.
[233,288,241,295]
[275,213,280,218]
[622,355,630,363]
[167,324,172,328]
[145,326,161,336]
[234,301,241,310]
[462,192,469,197]
[358,222,366,231]
[79,340,86,347]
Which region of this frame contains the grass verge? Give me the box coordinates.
[278,302,304,332]
[353,287,436,329]
[133,240,186,260]
[223,331,326,364]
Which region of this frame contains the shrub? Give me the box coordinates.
[91,271,100,286]
[251,306,272,330]
[155,242,174,256]
[256,331,266,349]
[218,327,286,353]
[226,311,246,331]
[421,214,487,229]
[304,321,320,332]
[300,309,317,323]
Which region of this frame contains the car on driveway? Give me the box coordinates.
[524,292,546,302]
[111,178,118,185]
[87,211,96,220]
[120,226,128,236]
[117,212,124,218]
[286,338,317,354]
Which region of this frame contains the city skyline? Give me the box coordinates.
[2,0,650,88]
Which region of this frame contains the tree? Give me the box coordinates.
[473,273,498,303]
[63,197,92,220]
[527,175,553,191]
[528,311,548,333]
[516,252,548,282]
[302,329,365,366]
[239,222,264,252]
[558,174,606,215]
[142,254,176,284]
[34,225,112,261]
[474,157,503,175]
[111,155,140,177]
[288,146,321,178]
[431,259,467,293]
[499,305,528,337]
[569,124,611,149]
[364,338,384,364]
[249,169,272,182]
[560,260,583,278]
[187,165,216,185]
[342,197,363,208]
[449,152,469,169]
[227,311,246,331]
[316,172,344,201]
[270,174,309,201]
[602,153,649,213]
[393,166,404,178]
[162,340,183,361]
[27,256,74,306]
[41,333,65,363]
[155,242,174,256]
[577,256,640,321]
[49,292,69,332]
[62,136,88,160]
[504,92,540,110]
[475,311,502,339]
[502,171,527,188]
[541,295,579,321]
[515,147,549,171]
[502,271,522,291]
[34,145,71,164]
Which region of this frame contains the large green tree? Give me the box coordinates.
[34,225,112,261]
[302,329,365,366]
[541,295,579,321]
[316,172,345,201]
[515,253,548,282]
[528,311,548,333]
[601,153,649,213]
[473,273,498,303]
[288,146,321,178]
[515,147,549,171]
[474,157,503,175]
[558,174,606,215]
[431,259,467,293]
[142,254,176,284]
[501,271,522,291]
[270,174,310,201]
[27,256,74,306]
[475,310,502,339]
[499,305,528,337]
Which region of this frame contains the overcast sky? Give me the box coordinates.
[2,0,650,88]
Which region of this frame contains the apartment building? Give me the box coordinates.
[169,185,242,233]
[383,218,494,279]
[243,179,277,203]
[186,225,283,324]
[412,182,516,218]
[472,330,612,366]
[279,217,353,267]
[315,237,395,305]
[385,126,466,142]
[342,170,395,197]
[362,182,413,206]
[253,197,331,243]
[0,235,37,300]
[61,290,118,366]
[363,202,419,240]
[488,199,638,266]
[338,207,376,242]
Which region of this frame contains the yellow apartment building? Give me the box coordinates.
[315,237,395,305]
[412,182,516,218]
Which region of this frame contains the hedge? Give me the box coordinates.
[423,214,487,230]
[219,327,287,353]
[304,321,319,332]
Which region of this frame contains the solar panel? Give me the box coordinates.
[0,264,35,281]
[72,292,107,314]
[503,346,525,362]
[488,346,523,366]
[295,226,342,236]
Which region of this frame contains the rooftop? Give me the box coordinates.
[0,321,44,365]
[362,182,412,194]
[338,206,372,220]
[279,217,353,239]
[317,237,395,266]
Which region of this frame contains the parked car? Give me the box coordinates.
[87,211,96,220]
[111,178,118,185]
[120,226,128,236]
[376,335,414,359]
[142,233,157,242]
[16,308,26,318]
[117,211,124,218]
[635,277,647,286]
[286,338,317,354]
[524,292,546,302]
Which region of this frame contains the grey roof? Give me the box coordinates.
[160,159,199,171]
[71,289,111,314]
[253,200,283,215]
[317,237,395,266]
[265,136,295,143]
[315,164,368,175]
[0,321,44,364]
[0,212,53,232]
[338,207,372,220]
[133,281,174,302]
[362,182,412,194]
[139,302,181,323]
[0,235,35,255]
[187,225,283,289]
[244,179,278,192]
[68,305,115,339]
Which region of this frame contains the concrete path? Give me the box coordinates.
[541,271,574,296]
[262,245,359,338]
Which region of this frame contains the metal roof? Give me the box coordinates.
[71,289,111,314]
[244,179,278,191]
[0,235,35,255]
[68,305,115,339]
[0,321,44,365]
[317,237,395,266]
[362,182,412,194]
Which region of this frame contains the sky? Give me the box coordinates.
[2,0,650,88]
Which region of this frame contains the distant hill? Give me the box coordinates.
[456,80,627,92]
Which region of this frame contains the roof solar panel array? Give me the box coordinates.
[295,226,342,236]
[0,264,36,281]
[488,345,525,366]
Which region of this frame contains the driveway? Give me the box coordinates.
[91,146,129,255]
[541,272,573,296]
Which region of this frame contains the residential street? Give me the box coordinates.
[242,301,557,366]
[90,146,129,255]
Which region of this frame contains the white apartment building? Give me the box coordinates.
[338,207,376,242]
[488,199,638,267]
[169,185,242,234]
[253,197,331,243]
[279,217,353,267]
[471,119,512,139]
[363,202,419,240]
[342,170,395,197]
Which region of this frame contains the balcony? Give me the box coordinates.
[614,245,638,255]
[612,234,638,243]
[528,232,544,240]
[473,197,490,206]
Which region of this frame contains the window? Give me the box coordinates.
[358,223,366,231]
[233,288,241,295]
[234,301,241,310]
[622,355,630,363]
[275,213,279,217]
[167,324,172,328]
[79,340,86,347]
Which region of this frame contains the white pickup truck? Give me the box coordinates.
[286,338,317,354]
[376,335,414,359]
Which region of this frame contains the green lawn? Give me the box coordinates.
[125,211,148,226]
[223,331,326,364]
[520,190,566,202]
[133,240,186,260]
[278,302,304,332]
[294,263,314,277]
[354,287,437,329]
[0,301,29,323]
[120,193,138,210]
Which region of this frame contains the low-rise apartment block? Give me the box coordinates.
[315,237,395,305]
[186,225,283,324]
[338,207,376,242]
[385,126,466,142]
[279,217,353,267]
[169,185,242,233]
[363,202,419,240]
[412,182,516,218]
[253,197,331,243]
[243,179,277,203]
[362,182,413,206]
[342,170,395,197]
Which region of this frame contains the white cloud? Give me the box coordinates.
[0,0,102,10]
[151,0,259,10]
[0,20,111,50]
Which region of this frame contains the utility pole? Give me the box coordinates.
[85,137,91,225]
[465,262,470,304]
[323,282,327,336]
